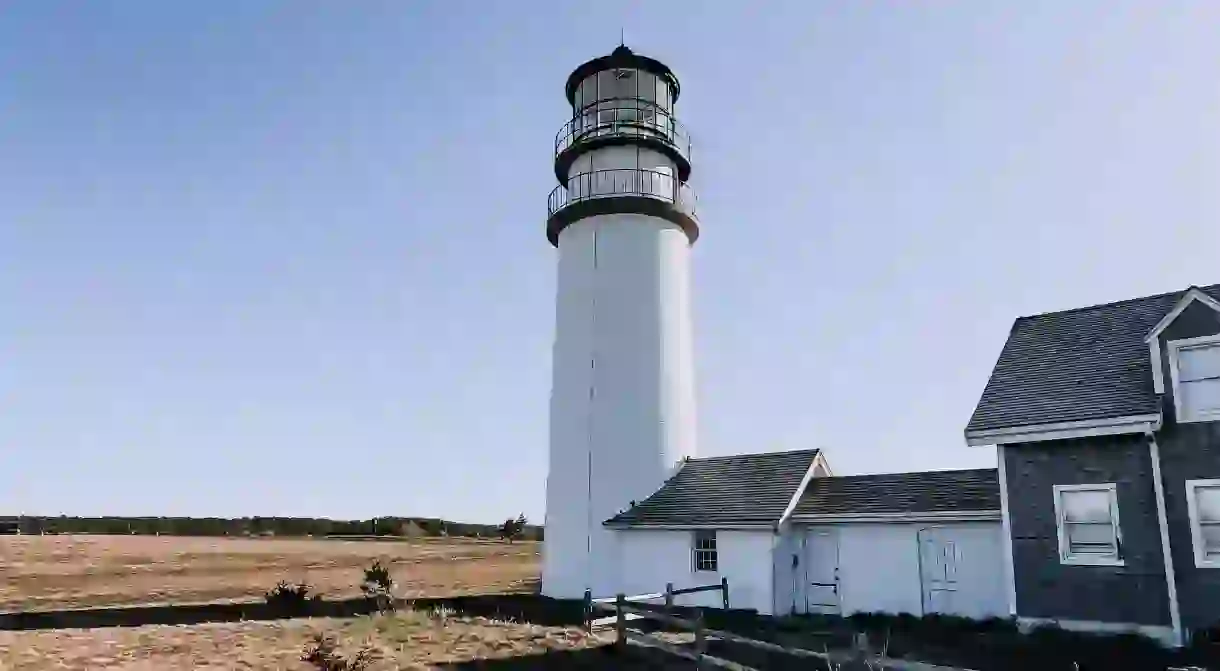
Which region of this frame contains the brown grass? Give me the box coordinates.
[0,535,539,611]
[0,535,601,669]
[0,608,615,670]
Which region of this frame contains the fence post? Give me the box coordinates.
[665,582,674,610]
[615,593,626,653]
[721,577,730,610]
[693,608,706,669]
[583,588,592,631]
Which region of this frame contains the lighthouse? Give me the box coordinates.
[542,46,699,599]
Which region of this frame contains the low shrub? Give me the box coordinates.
[265,580,321,613]
[301,634,374,671]
[361,561,395,612]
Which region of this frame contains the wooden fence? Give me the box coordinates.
[582,579,845,670]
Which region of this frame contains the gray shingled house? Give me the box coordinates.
[966,284,1220,646]
[602,449,1008,618]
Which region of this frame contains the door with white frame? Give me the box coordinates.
[803,529,841,614]
[918,527,960,615]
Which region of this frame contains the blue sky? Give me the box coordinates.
[3,2,1218,523]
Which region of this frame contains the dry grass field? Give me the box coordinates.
[0,534,539,611]
[0,608,619,670]
[0,534,616,670]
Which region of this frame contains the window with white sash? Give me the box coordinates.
[1168,335,1220,423]
[1186,479,1220,568]
[1053,484,1123,566]
[692,530,718,572]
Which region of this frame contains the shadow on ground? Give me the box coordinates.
[0,593,586,632]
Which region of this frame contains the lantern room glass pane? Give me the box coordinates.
[656,76,672,113]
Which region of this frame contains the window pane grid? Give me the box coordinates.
[692,531,717,572]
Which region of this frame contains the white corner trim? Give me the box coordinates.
[1147,435,1183,647]
[789,510,1001,524]
[1145,287,1220,343]
[812,450,833,477]
[1052,483,1124,567]
[1167,334,1220,424]
[1150,340,1165,394]
[1185,478,1220,570]
[965,414,1162,447]
[776,454,823,529]
[997,445,1017,617]
[1016,617,1176,647]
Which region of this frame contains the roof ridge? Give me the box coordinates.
[817,467,997,481]
[685,448,820,463]
[1015,285,1215,322]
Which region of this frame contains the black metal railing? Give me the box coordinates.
[547,168,697,220]
[555,104,691,163]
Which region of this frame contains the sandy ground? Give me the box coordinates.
[0,607,615,670]
[0,535,539,611]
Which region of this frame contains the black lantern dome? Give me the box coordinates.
[546,46,698,247]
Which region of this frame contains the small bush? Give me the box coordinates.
[265,580,321,612]
[301,634,374,671]
[361,561,395,612]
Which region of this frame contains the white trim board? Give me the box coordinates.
[1147,436,1183,647]
[1145,287,1220,343]
[997,445,1017,617]
[1016,617,1176,647]
[965,414,1161,447]
[776,452,828,528]
[790,510,1000,524]
[1146,287,1220,394]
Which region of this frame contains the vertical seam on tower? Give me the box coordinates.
[586,220,599,577]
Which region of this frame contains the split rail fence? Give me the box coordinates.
[582,579,841,670]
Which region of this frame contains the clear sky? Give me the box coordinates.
[3,2,1218,523]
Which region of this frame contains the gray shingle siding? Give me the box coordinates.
[604,449,819,527]
[792,468,998,517]
[1004,434,1171,626]
[966,285,1220,433]
[1154,305,1220,630]
[1157,423,1220,630]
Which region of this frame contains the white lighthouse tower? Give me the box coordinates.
[542,46,699,599]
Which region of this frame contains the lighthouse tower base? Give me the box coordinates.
[542,214,698,599]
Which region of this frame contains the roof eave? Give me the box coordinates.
[602,522,776,531]
[964,413,1162,447]
[790,510,1001,524]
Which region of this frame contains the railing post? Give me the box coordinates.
[693,608,706,669]
[583,588,592,631]
[665,582,674,610]
[615,593,627,653]
[721,577,729,610]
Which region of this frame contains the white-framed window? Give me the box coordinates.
[692,530,718,572]
[1186,479,1220,568]
[1053,483,1124,566]
[1168,334,1220,423]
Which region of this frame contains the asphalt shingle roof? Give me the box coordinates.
[966,284,1220,433]
[791,468,999,517]
[603,449,820,527]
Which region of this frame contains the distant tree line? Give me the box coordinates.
[0,515,542,541]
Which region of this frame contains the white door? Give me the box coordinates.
[918,528,960,615]
[804,530,841,614]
